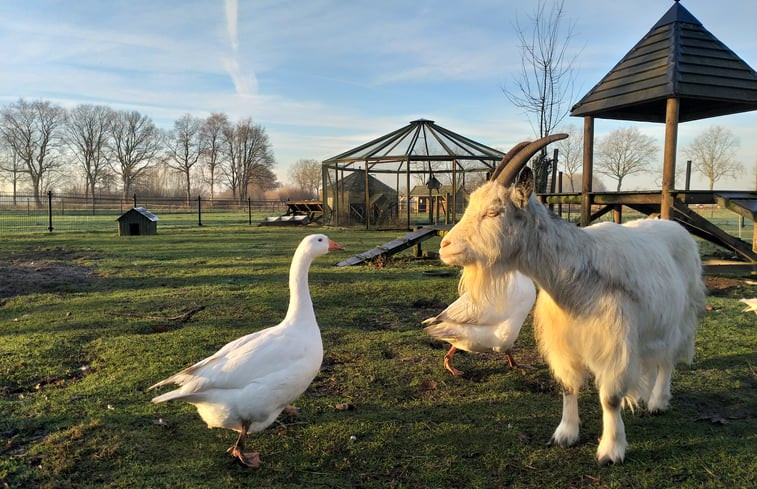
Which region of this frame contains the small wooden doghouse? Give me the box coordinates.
[117,207,158,236]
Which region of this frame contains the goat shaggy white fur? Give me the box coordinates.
[438,135,707,464]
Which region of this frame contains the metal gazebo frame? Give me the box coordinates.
[321,119,505,229]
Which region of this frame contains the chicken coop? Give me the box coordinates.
[324,169,398,227]
[117,207,159,236]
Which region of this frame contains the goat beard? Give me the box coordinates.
[459,261,514,307]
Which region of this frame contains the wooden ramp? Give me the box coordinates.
[336,228,440,267]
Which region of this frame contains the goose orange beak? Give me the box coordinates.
[328,239,344,251]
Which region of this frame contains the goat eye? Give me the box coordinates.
[486,209,500,218]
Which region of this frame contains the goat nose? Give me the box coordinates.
[440,238,450,248]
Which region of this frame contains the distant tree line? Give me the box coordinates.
[0,98,280,207]
[555,123,744,192]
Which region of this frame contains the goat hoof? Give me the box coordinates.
[597,455,623,466]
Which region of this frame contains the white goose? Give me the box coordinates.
[150,234,343,468]
[423,270,536,376]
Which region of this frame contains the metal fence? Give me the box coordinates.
[0,192,289,234]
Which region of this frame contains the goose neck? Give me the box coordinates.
[284,252,315,322]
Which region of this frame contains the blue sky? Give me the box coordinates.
[1,0,755,189]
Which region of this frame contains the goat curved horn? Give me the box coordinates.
[490,141,531,180]
[495,133,569,186]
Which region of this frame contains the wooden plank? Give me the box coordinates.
[336,228,439,266]
[702,260,757,276]
[715,194,757,221]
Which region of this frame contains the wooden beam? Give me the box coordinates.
[673,200,757,262]
[581,116,594,227]
[589,205,614,222]
[661,97,679,220]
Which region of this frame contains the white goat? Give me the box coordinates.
[438,135,706,464]
[423,266,536,376]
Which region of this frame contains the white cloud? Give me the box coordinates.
[225,0,239,52]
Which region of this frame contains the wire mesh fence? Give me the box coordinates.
[0,192,752,253]
[0,193,289,234]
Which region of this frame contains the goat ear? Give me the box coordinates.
[512,167,534,208]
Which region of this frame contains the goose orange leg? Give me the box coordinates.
[443,345,464,376]
[506,351,534,370]
[227,424,261,468]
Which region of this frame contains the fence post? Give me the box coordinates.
[248,197,252,225]
[47,190,53,232]
[198,195,203,226]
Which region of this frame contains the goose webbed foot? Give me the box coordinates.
[228,426,261,468]
[506,352,534,370]
[228,445,261,468]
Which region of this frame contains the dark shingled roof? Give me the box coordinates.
[117,207,159,222]
[571,1,757,122]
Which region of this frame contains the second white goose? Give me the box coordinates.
[150,234,343,467]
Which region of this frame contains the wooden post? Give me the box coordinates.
[364,163,370,230]
[321,163,329,225]
[613,205,622,224]
[580,116,594,227]
[406,160,411,228]
[451,159,457,223]
[661,97,680,220]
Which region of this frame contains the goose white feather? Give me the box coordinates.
[740,298,757,315]
[423,270,535,375]
[149,233,343,467]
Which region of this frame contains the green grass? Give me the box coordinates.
[1,225,755,488]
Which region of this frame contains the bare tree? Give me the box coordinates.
[222,118,276,201]
[504,0,579,192]
[108,110,162,200]
[64,104,113,204]
[555,124,583,191]
[200,113,230,203]
[247,165,279,199]
[290,158,322,198]
[683,125,743,190]
[595,127,658,191]
[165,113,204,205]
[0,99,65,206]
[0,142,25,203]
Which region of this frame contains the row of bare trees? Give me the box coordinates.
[0,99,278,207]
[555,124,745,192]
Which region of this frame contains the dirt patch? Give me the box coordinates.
[0,247,99,301]
[704,275,757,298]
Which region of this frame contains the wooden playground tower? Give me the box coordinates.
[542,0,757,271]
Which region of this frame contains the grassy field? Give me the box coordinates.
[0,224,755,488]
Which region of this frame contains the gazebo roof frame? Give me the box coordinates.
[322,119,505,174]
